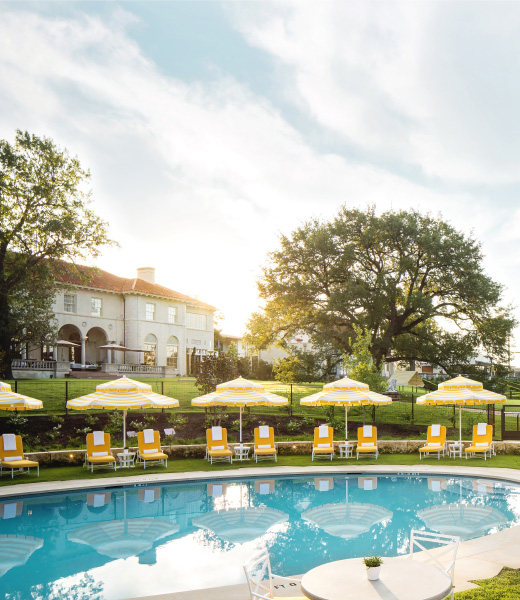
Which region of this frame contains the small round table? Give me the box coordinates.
[301,557,452,600]
[233,444,250,461]
[117,451,136,468]
[338,442,354,458]
[449,442,464,459]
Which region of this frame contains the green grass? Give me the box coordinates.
[2,452,520,488]
[455,567,520,599]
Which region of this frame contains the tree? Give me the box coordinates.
[246,206,515,373]
[343,326,387,393]
[273,347,325,383]
[195,353,239,395]
[0,131,113,377]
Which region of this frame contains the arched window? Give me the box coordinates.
[144,334,157,365]
[166,336,179,368]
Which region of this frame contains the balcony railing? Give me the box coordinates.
[118,364,164,374]
[12,359,54,370]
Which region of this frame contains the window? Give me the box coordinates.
[64,294,76,313]
[144,334,157,365]
[91,298,102,317]
[168,306,177,324]
[186,312,207,330]
[166,336,179,368]
[145,303,155,321]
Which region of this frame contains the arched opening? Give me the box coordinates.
[86,327,108,364]
[144,334,157,365]
[166,336,179,369]
[57,325,82,363]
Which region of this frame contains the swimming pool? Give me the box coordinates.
[1,473,519,599]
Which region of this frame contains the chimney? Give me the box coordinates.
[136,267,155,284]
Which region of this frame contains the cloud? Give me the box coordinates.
[0,5,516,339]
[230,1,520,185]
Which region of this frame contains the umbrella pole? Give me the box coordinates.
[123,409,127,450]
[459,405,462,444]
[345,405,349,442]
[239,406,243,444]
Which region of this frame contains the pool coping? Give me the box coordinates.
[2,463,520,497]
[4,464,520,600]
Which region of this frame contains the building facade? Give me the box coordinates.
[17,265,216,378]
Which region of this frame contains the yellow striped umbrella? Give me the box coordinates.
[68,518,179,559]
[0,535,43,577]
[0,382,43,411]
[300,378,392,441]
[66,376,179,446]
[416,376,506,443]
[191,377,288,443]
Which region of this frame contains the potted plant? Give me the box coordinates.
[363,556,383,580]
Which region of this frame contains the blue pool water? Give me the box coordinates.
[1,474,520,599]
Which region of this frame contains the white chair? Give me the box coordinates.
[244,546,306,600]
[408,529,459,600]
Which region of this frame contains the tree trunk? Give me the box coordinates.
[0,290,13,379]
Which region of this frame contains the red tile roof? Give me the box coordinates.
[54,263,216,311]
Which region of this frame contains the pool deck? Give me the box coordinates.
[3,464,520,599]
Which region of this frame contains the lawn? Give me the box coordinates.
[2,452,520,488]
[455,567,520,599]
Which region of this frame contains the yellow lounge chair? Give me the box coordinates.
[0,434,39,478]
[312,425,334,461]
[85,431,117,472]
[356,425,378,459]
[137,429,168,469]
[254,426,277,462]
[465,423,494,460]
[206,426,233,464]
[419,425,447,460]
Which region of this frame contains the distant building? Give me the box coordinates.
[14,265,216,378]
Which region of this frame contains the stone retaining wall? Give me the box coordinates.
[24,439,520,466]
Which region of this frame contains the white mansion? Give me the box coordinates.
[15,265,216,378]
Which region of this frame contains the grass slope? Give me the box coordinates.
[456,568,520,599]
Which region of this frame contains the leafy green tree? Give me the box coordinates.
[343,326,387,392]
[195,352,239,395]
[246,206,515,372]
[226,341,239,361]
[0,130,113,377]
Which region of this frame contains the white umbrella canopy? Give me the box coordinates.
[68,518,179,559]
[416,376,506,443]
[192,506,289,544]
[300,377,392,441]
[0,535,44,577]
[0,382,43,411]
[66,376,179,445]
[416,503,508,540]
[191,377,288,443]
[301,502,393,540]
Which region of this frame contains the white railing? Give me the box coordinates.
[118,364,164,374]
[12,359,55,370]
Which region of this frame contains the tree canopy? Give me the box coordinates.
[246,206,515,373]
[0,130,114,377]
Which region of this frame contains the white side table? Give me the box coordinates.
[234,445,250,461]
[117,451,136,468]
[449,443,464,459]
[338,442,354,458]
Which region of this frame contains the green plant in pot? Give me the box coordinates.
[363,556,383,581]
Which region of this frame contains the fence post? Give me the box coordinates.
[65,381,69,414]
[372,404,375,423]
[14,380,17,393]
[161,381,164,395]
[290,384,293,417]
[501,406,505,441]
[411,394,414,422]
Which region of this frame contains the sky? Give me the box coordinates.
[1,0,520,353]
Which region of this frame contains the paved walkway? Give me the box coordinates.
[4,464,520,599]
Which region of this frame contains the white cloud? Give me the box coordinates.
[0,6,517,345]
[230,1,520,185]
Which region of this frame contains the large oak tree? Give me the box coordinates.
[245,207,515,373]
[0,131,113,378]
